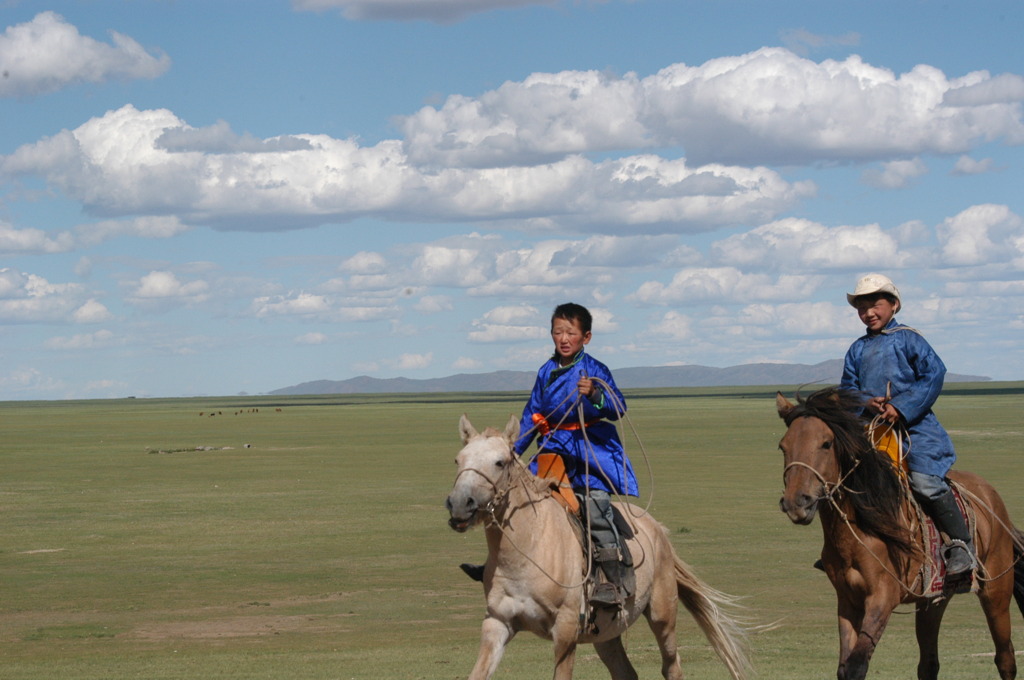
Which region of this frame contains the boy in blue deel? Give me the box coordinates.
[841,274,975,577]
[460,303,638,608]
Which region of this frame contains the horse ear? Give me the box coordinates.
[503,414,520,444]
[776,392,794,419]
[459,414,478,444]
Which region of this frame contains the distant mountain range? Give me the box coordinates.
[269,359,990,395]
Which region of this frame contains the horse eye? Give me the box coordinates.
[495,459,506,468]
[822,440,833,450]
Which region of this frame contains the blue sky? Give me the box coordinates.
[1,0,1022,399]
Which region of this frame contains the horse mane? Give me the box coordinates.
[482,433,559,500]
[784,387,915,555]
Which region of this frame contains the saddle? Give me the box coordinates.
[872,423,977,597]
[914,485,978,597]
[535,453,635,613]
[535,453,580,513]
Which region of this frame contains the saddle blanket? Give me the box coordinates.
[917,485,977,598]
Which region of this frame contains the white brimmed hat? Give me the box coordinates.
[847,273,901,312]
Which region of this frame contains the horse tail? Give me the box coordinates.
[1012,528,1024,619]
[673,553,751,680]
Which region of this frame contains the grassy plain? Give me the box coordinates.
[1,383,1023,679]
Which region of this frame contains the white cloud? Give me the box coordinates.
[468,304,548,342]
[0,220,74,253]
[631,267,822,305]
[252,290,398,322]
[590,307,619,333]
[72,299,113,323]
[737,301,853,336]
[648,310,693,340]
[44,329,115,350]
[253,292,331,318]
[412,243,494,286]
[0,268,88,322]
[401,48,1024,167]
[550,234,681,267]
[340,251,388,274]
[129,271,209,305]
[937,204,1024,266]
[712,218,907,271]
[452,356,483,370]
[156,120,312,154]
[480,304,539,325]
[414,295,453,313]
[861,158,928,190]
[76,216,191,246]
[295,332,328,344]
[0,367,65,396]
[0,216,189,255]
[83,379,129,395]
[951,155,996,175]
[292,0,555,23]
[1,104,811,235]
[0,12,169,97]
[393,352,433,370]
[942,72,1024,107]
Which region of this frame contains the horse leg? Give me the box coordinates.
[468,616,513,680]
[594,637,639,680]
[914,598,948,680]
[836,605,860,680]
[643,604,684,680]
[978,576,1018,680]
[836,596,893,680]
[642,560,684,680]
[552,637,577,680]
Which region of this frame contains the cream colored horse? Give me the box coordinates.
[445,414,750,680]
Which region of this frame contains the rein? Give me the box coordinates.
[785,422,1024,596]
[479,458,593,590]
[782,456,929,593]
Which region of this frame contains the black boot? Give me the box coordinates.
[459,563,485,582]
[929,489,976,576]
[590,546,624,608]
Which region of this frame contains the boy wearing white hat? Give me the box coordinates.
[840,273,975,577]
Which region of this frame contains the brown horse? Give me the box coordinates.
[446,414,750,680]
[777,387,1024,680]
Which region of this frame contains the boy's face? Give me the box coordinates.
[853,295,897,334]
[551,317,591,364]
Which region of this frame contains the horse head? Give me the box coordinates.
[445,414,520,533]
[776,391,842,525]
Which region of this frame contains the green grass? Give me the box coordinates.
[1,384,1023,679]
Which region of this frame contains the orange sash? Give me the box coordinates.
[532,412,592,434]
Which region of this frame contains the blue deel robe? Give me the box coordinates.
[513,351,638,496]
[840,318,956,478]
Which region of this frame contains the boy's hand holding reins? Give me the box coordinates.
[577,376,598,400]
[867,395,900,423]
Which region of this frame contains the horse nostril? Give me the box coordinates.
[445,497,453,513]
[465,497,478,512]
[799,493,815,509]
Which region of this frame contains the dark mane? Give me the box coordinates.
[785,387,914,555]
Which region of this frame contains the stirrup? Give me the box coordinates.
[589,582,622,608]
[942,539,977,576]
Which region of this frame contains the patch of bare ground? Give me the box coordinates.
[0,593,361,643]
[126,613,352,640]
[124,593,359,640]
